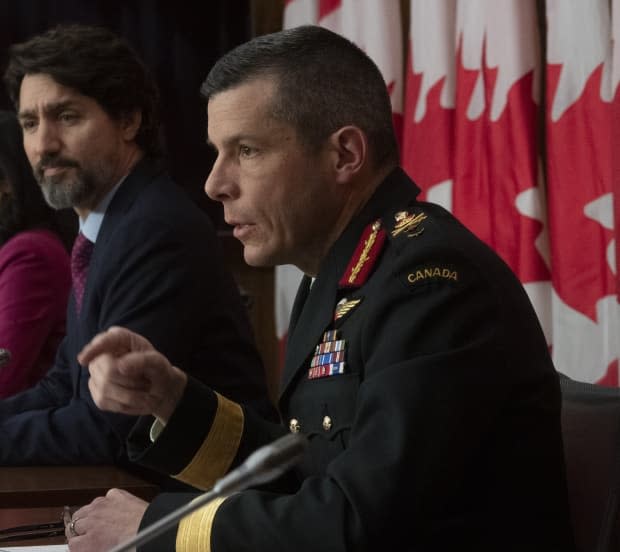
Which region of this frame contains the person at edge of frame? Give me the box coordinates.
[0,109,74,398]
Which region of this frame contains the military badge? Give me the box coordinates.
[334,297,362,321]
[308,329,346,379]
[391,210,427,238]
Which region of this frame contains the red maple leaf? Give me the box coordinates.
[546,63,615,321]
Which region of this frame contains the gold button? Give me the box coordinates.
[322,415,332,431]
[289,418,301,433]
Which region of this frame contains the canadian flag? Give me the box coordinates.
[402,0,456,211]
[276,0,403,367]
[545,0,619,384]
[403,0,619,385]
[404,0,551,337]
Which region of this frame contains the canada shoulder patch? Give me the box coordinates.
[400,264,460,291]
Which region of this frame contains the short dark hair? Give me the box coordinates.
[201,25,399,169]
[0,110,75,248]
[3,24,161,156]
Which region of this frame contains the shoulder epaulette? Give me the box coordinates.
[338,219,386,288]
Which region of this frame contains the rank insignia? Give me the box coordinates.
[308,329,346,379]
[391,210,427,238]
[339,219,387,288]
[334,297,362,321]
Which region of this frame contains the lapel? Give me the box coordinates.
[279,168,421,399]
[286,275,312,338]
[92,157,165,252]
[280,266,341,395]
[80,157,165,311]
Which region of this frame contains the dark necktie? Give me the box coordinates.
[71,232,94,314]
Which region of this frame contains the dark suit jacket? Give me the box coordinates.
[134,168,575,551]
[0,157,271,465]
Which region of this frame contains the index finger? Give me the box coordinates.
[77,326,153,366]
[78,326,135,366]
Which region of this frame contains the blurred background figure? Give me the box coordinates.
[0,110,74,397]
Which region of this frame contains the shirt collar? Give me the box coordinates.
[79,176,126,243]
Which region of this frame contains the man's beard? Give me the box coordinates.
[35,155,105,211]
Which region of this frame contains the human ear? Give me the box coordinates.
[121,110,142,141]
[328,125,367,183]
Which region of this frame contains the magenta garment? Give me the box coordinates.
[0,229,71,397]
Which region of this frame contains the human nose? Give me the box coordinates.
[204,156,239,202]
[26,120,61,160]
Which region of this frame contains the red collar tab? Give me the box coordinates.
[338,219,386,289]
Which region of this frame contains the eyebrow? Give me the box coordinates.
[18,100,78,121]
[207,132,262,150]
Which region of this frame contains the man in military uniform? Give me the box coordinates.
[66,25,575,552]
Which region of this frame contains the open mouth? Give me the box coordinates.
[232,223,254,240]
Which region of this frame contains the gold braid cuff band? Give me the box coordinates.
[175,392,244,490]
[176,496,227,552]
